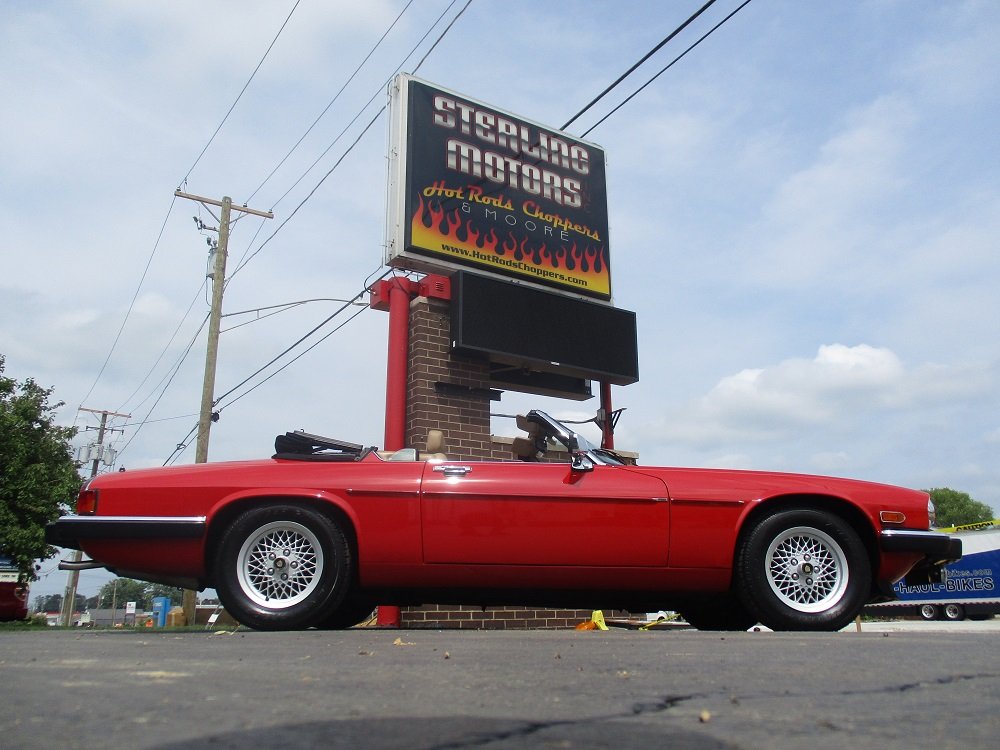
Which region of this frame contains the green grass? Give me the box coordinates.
[0,614,49,629]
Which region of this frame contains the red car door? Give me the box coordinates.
[420,461,670,566]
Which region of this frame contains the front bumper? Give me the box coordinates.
[879,528,962,586]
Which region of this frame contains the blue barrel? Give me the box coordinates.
[151,597,170,627]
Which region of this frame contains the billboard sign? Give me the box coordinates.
[386,75,612,301]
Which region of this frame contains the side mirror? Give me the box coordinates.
[570,453,594,473]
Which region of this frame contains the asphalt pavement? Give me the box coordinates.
[1,622,998,749]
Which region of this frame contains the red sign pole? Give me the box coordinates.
[383,279,412,453]
[369,274,451,627]
[377,279,413,628]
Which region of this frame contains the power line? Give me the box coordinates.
[180,0,303,186]
[262,0,464,214]
[411,0,472,72]
[115,279,208,413]
[561,0,719,131]
[246,0,418,203]
[163,422,199,466]
[117,310,210,462]
[78,194,178,408]
[213,274,388,408]
[218,302,371,412]
[119,413,199,429]
[159,271,389,466]
[231,106,387,278]
[229,0,471,279]
[579,0,754,138]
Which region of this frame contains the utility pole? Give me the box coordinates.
[60,407,129,627]
[174,190,273,625]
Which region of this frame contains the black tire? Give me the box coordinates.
[314,594,377,630]
[678,595,759,631]
[919,604,939,621]
[943,603,965,621]
[735,509,871,631]
[214,504,351,631]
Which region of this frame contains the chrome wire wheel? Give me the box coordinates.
[236,520,324,609]
[765,526,849,613]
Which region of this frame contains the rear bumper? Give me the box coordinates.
[45,515,207,551]
[879,529,962,586]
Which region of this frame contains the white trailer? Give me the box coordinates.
[866,523,999,621]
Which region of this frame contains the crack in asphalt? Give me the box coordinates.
[425,693,710,750]
[833,671,998,696]
[729,671,998,702]
[425,719,576,750]
[424,673,999,749]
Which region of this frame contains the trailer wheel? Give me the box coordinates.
[919,604,939,620]
[943,603,965,621]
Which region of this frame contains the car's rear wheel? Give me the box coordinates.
[919,603,939,620]
[736,509,871,631]
[678,595,758,631]
[214,504,350,631]
[943,603,965,621]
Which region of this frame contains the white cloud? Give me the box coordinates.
[648,344,992,449]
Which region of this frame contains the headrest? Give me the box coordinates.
[426,429,445,453]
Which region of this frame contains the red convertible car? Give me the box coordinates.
[47,410,960,631]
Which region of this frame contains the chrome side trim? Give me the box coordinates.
[669,498,746,507]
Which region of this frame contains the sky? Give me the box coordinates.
[3,0,998,601]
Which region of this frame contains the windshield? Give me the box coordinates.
[523,411,625,466]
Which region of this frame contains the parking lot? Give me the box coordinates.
[2,621,998,749]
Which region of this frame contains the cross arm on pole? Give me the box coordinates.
[174,190,274,219]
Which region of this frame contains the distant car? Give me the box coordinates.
[0,555,29,622]
[46,410,960,631]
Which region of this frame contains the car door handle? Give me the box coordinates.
[433,465,473,477]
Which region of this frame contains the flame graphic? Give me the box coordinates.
[409,196,610,296]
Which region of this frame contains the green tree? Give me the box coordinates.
[34,593,62,613]
[925,487,995,528]
[146,584,185,607]
[96,578,149,609]
[0,355,81,583]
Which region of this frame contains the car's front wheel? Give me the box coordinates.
[214,504,351,631]
[736,509,871,631]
